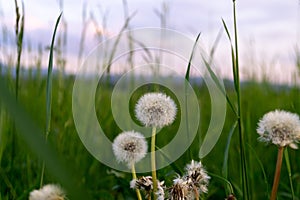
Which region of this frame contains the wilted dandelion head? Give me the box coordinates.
[130,176,153,191]
[257,110,300,148]
[130,176,165,200]
[185,160,210,194]
[135,92,177,128]
[112,130,148,168]
[169,177,189,200]
[156,180,165,200]
[29,184,65,200]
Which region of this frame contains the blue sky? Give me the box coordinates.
[0,0,299,83]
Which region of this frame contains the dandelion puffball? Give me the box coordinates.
[29,184,65,200]
[135,92,177,128]
[257,110,300,148]
[112,131,148,168]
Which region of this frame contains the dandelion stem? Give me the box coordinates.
[131,164,142,200]
[270,147,284,200]
[151,126,158,199]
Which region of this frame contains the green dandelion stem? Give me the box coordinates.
[151,126,158,199]
[131,164,142,200]
[270,146,284,200]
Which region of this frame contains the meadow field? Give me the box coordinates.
[1,1,300,200]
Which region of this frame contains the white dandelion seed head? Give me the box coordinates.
[184,160,210,194]
[257,110,300,148]
[29,184,65,200]
[135,92,177,128]
[112,131,148,168]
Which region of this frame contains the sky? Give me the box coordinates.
[0,0,300,83]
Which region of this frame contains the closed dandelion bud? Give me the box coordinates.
[112,131,148,168]
[135,92,177,128]
[257,110,300,148]
[29,184,65,200]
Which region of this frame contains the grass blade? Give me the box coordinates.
[40,12,62,187]
[222,120,237,179]
[0,78,90,200]
[221,18,238,92]
[284,148,295,200]
[185,32,201,160]
[208,172,234,195]
[202,57,237,116]
[247,143,269,198]
[208,27,223,64]
[185,32,201,80]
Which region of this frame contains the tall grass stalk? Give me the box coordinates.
[77,1,88,66]
[11,0,24,177]
[122,0,134,70]
[222,1,250,198]
[40,13,62,188]
[106,12,135,74]
[270,147,284,200]
[14,0,24,99]
[233,2,250,198]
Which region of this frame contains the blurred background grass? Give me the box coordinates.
[1,70,300,199]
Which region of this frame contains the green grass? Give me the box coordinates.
[0,72,300,199]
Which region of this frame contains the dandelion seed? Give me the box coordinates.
[135,92,177,128]
[29,184,65,200]
[257,110,300,148]
[112,131,148,168]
